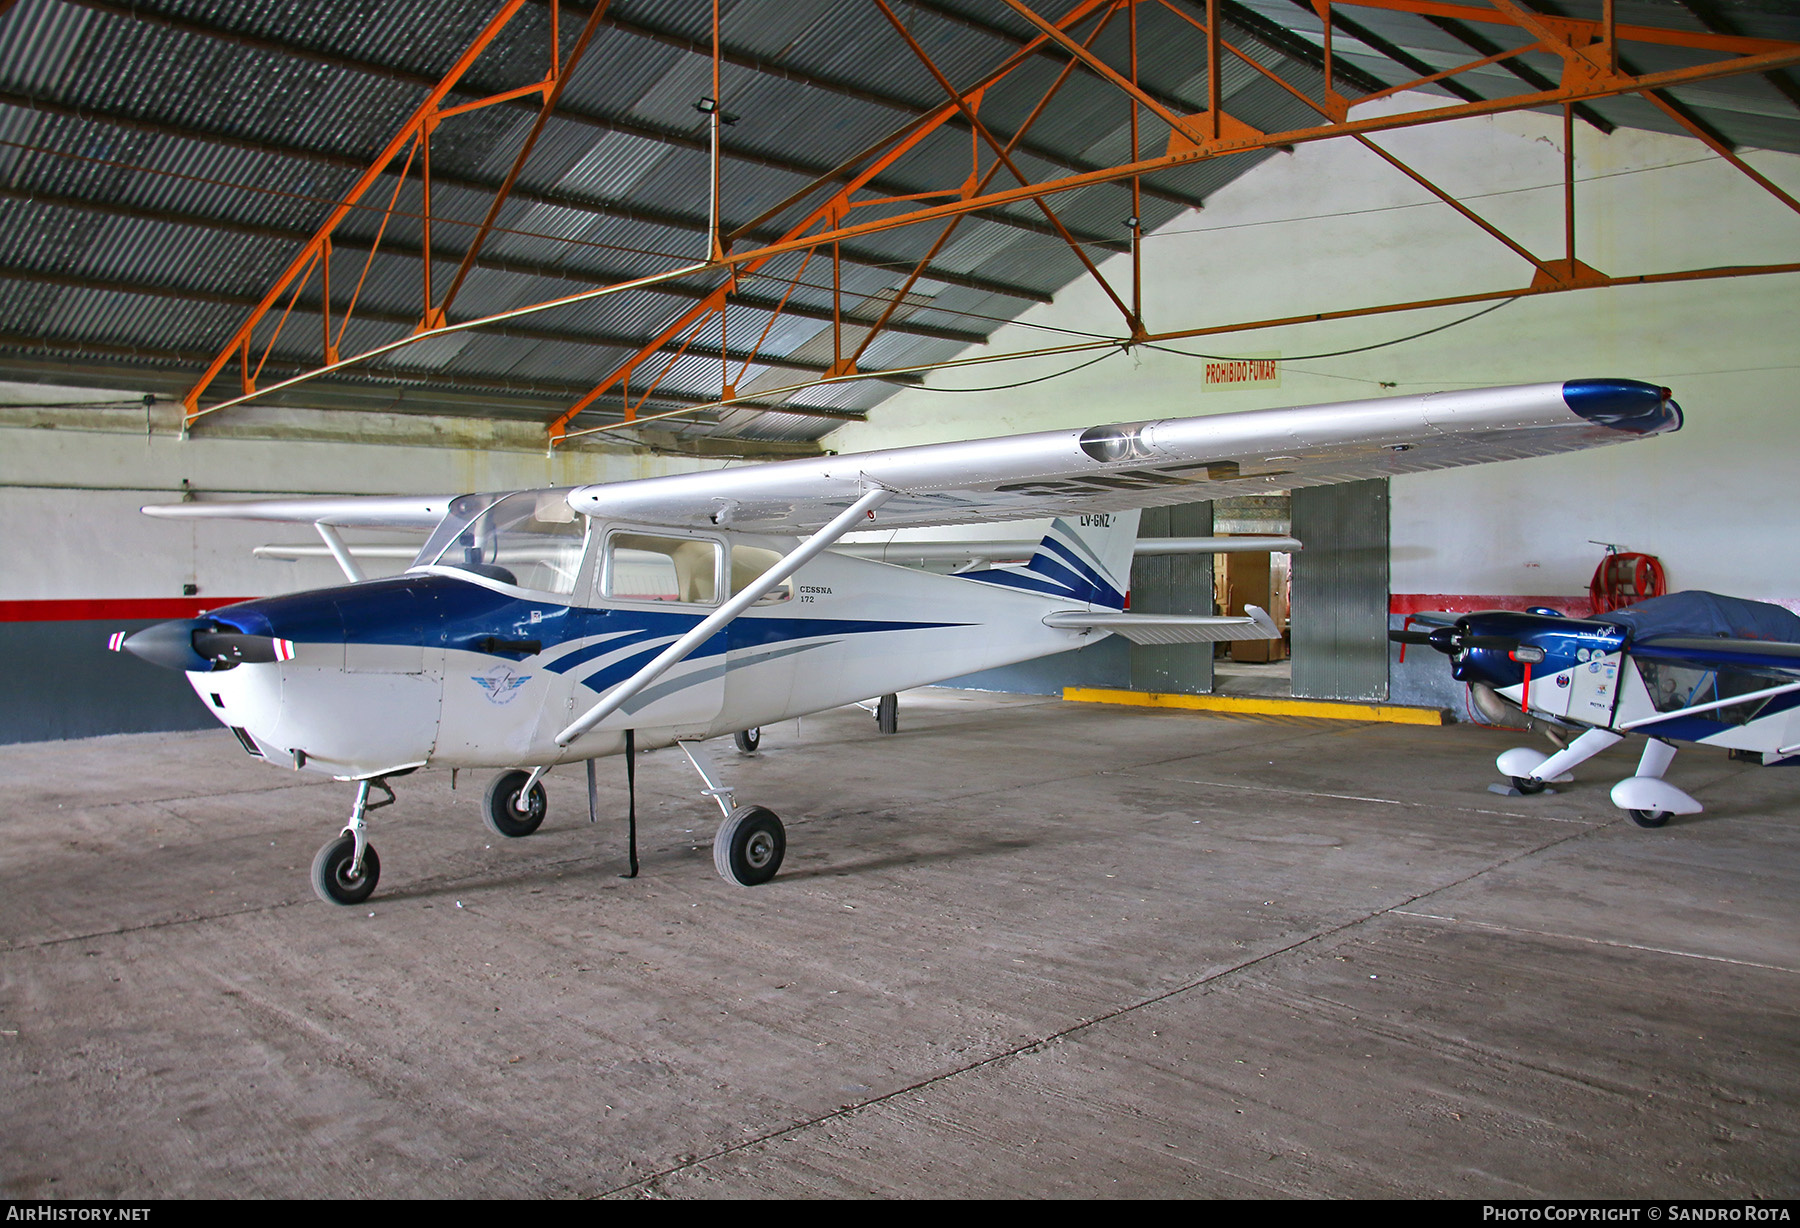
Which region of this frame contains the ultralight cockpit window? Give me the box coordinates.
[413,490,586,595]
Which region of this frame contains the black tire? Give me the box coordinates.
[876,693,899,736]
[483,770,546,838]
[1510,776,1547,795]
[311,833,380,905]
[733,727,761,753]
[713,804,786,887]
[1629,809,1672,828]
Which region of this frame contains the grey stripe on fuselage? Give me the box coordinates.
[613,639,840,716]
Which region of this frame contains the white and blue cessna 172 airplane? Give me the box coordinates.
[113,379,1681,903]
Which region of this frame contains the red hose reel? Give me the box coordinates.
[1589,549,1665,614]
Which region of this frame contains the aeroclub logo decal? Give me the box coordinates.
[473,665,532,704]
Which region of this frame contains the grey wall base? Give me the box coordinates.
[1386,618,1473,717]
[1291,479,1389,702]
[1,620,216,744]
[941,637,1130,695]
[1128,503,1215,696]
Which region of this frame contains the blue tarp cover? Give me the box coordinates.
[1594,590,1800,644]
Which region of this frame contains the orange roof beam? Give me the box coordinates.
[180,0,537,429]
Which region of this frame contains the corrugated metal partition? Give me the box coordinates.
[1130,502,1214,696]
[1291,479,1389,701]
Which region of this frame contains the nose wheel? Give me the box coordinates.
[310,776,394,905]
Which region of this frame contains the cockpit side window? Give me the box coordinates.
[606,532,721,605]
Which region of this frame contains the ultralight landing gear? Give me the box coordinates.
[311,776,393,905]
[713,804,786,886]
[483,768,547,838]
[1610,738,1698,827]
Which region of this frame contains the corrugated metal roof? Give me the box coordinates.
[0,0,1790,452]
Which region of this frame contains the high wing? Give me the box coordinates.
[140,494,455,581]
[566,379,1680,532]
[141,494,454,529]
[1629,637,1800,675]
[137,382,1675,539]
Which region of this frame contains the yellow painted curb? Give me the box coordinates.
[1062,686,1446,726]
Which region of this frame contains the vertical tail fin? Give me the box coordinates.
[962,510,1139,609]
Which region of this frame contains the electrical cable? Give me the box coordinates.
[1141,297,1520,363]
[910,344,1121,392]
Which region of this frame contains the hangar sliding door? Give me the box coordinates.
[1291,478,1388,702]
[1129,502,1214,695]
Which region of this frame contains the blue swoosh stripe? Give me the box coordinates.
[1033,537,1125,607]
[1026,552,1121,608]
[961,569,1073,598]
[544,626,663,675]
[576,618,966,694]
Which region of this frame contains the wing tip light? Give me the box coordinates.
[1561,378,1682,436]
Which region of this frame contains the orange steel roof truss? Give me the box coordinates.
[179,0,1800,447]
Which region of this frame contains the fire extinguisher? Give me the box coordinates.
[1588,543,1666,614]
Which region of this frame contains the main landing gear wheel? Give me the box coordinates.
[1629,809,1672,828]
[311,833,380,905]
[733,727,761,753]
[483,770,547,838]
[713,804,786,887]
[1511,776,1547,795]
[876,693,899,736]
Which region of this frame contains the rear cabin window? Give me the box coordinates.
[607,533,720,604]
[730,544,793,605]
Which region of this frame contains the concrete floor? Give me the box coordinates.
[2,689,1795,1199]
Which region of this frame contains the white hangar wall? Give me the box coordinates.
[0,405,708,742]
[833,95,1800,706]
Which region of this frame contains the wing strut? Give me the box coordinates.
[315,523,368,583]
[555,487,895,747]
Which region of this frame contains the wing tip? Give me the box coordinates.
[1560,378,1682,436]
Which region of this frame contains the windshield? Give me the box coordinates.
[413,489,586,595]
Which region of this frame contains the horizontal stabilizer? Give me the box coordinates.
[1044,604,1281,645]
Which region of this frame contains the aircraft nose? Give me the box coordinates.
[114,618,213,672]
[112,619,293,672]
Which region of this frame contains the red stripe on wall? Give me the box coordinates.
[1389,594,1597,617]
[0,598,253,623]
